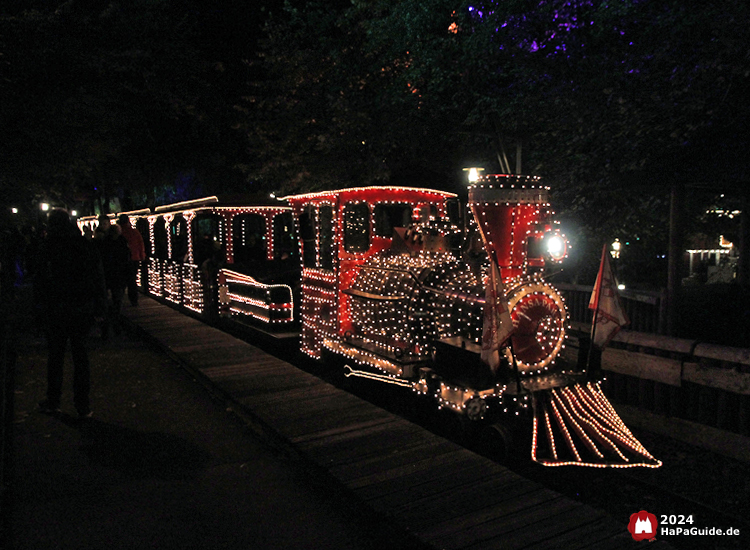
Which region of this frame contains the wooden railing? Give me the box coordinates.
[555,282,667,334]
[565,323,750,438]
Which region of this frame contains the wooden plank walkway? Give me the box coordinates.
[122,296,671,550]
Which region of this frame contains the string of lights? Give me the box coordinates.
[219,269,294,324]
[531,382,662,468]
[121,181,659,469]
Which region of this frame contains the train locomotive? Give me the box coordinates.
[80,174,661,469]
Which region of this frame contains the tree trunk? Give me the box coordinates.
[738,194,750,289]
[666,182,685,336]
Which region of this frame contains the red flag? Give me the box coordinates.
[481,261,515,371]
[589,244,629,349]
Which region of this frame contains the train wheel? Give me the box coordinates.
[478,423,514,463]
[504,279,567,374]
[465,396,488,422]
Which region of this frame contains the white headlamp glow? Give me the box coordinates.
[545,233,567,262]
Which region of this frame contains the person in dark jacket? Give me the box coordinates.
[97,223,130,338]
[35,209,106,418]
[94,214,110,241]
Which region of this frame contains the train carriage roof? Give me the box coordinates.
[76,208,151,231]
[280,186,457,204]
[154,196,219,213]
[151,196,290,217]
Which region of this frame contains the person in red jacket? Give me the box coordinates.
[117,214,146,306]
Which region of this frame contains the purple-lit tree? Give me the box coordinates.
[377,1,748,279]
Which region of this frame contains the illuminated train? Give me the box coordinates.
[79,175,660,468]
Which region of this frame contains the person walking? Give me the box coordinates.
[117,214,146,306]
[35,209,106,418]
[94,214,111,241]
[97,223,130,338]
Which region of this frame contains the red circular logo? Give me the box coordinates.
[627,510,658,541]
[510,291,564,365]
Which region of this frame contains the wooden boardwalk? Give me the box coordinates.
[122,296,670,550]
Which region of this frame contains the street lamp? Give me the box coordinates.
[463,167,484,183]
[40,202,50,212]
[11,207,18,214]
[611,239,621,259]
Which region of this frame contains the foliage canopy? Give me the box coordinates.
[249,0,749,282]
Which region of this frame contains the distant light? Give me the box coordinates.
[618,284,626,290]
[269,193,276,199]
[71,210,78,217]
[40,203,50,211]
[11,207,18,214]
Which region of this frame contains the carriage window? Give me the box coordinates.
[344,203,370,253]
[299,206,334,269]
[193,214,225,266]
[136,218,151,256]
[319,205,334,270]
[446,198,461,226]
[170,215,188,262]
[300,206,317,268]
[417,204,438,223]
[153,217,168,260]
[374,204,412,237]
[273,212,296,261]
[233,214,266,263]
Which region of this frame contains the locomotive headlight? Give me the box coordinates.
[544,233,567,262]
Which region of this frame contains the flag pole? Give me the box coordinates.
[490,250,523,394]
[586,244,606,378]
[587,301,600,378]
[508,338,523,395]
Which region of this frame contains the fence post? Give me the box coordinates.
[658,287,668,335]
[666,181,685,336]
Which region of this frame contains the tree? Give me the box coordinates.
[1,1,256,214]
[250,0,750,287]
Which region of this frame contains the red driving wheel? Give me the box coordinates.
[505,279,567,373]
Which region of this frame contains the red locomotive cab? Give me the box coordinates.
[282,186,458,359]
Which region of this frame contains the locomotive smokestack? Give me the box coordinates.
[468,174,550,280]
[467,174,569,374]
